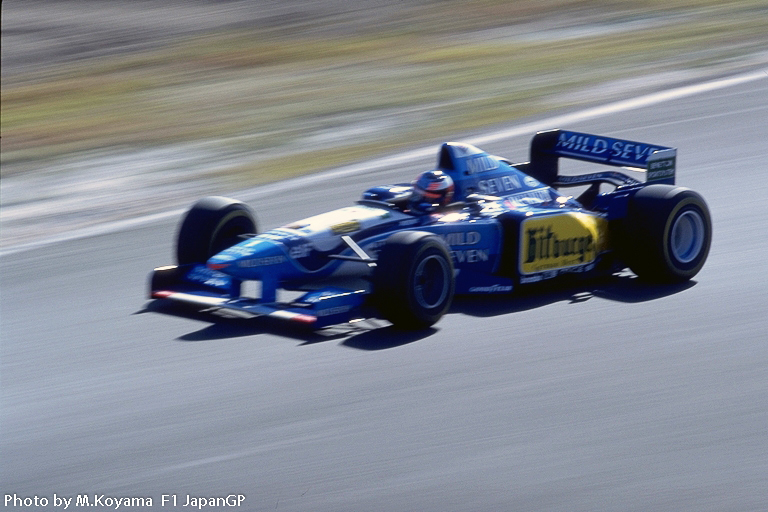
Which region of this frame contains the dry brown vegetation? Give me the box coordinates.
[2,0,767,185]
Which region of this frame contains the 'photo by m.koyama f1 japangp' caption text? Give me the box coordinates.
[4,494,246,509]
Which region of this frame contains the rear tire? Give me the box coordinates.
[624,185,711,282]
[373,231,455,329]
[176,196,257,265]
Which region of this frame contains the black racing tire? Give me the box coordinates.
[624,185,711,282]
[372,231,455,329]
[176,196,257,265]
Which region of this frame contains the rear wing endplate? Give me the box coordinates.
[527,129,676,186]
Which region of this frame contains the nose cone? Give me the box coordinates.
[206,238,287,278]
[207,250,237,271]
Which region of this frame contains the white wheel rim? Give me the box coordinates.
[670,209,705,264]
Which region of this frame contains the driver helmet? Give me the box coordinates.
[410,169,455,213]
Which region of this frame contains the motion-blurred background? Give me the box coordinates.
[2,0,767,248]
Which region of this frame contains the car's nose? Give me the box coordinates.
[206,238,288,279]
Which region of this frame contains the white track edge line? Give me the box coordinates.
[2,69,765,258]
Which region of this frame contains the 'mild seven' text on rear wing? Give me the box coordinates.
[524,129,676,188]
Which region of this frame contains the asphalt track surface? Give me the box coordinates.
[2,74,768,511]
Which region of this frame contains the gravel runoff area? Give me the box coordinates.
[2,0,767,250]
[2,0,429,248]
[2,0,423,77]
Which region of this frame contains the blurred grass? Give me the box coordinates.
[2,0,767,185]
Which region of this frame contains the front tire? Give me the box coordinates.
[176,196,257,265]
[373,231,455,329]
[624,185,711,282]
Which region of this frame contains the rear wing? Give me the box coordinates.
[527,129,676,187]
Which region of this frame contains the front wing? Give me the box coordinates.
[149,264,367,328]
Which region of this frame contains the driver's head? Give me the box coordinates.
[410,170,455,213]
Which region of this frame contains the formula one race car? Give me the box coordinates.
[149,129,711,330]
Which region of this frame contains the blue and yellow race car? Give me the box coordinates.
[149,129,711,330]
